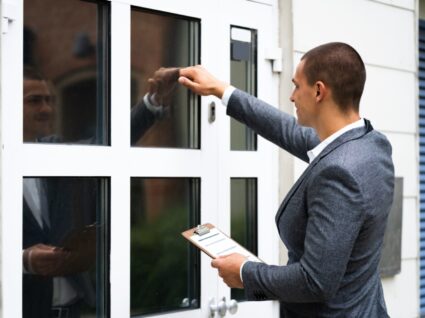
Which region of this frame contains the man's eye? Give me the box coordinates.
[25,95,54,105]
[27,96,43,104]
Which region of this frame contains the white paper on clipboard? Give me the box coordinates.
[182,223,262,262]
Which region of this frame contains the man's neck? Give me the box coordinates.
[314,105,360,141]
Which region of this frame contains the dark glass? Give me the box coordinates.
[131,8,200,148]
[131,178,200,316]
[22,177,110,318]
[230,27,257,151]
[23,0,109,145]
[230,178,257,301]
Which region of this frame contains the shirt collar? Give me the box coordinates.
[307,118,365,163]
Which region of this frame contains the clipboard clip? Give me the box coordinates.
[195,224,210,236]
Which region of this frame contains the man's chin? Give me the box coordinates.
[35,126,53,139]
[296,118,313,128]
[296,118,306,126]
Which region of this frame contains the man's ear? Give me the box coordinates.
[315,81,326,102]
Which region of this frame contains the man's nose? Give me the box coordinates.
[39,100,53,114]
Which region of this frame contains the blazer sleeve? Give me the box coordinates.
[131,97,157,145]
[227,89,320,162]
[241,165,366,302]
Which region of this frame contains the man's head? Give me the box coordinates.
[23,66,54,142]
[302,42,366,111]
[290,42,365,127]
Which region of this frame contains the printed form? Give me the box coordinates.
[190,227,261,262]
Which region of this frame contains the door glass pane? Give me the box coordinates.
[230,27,257,151]
[23,0,109,145]
[230,178,257,301]
[131,178,200,316]
[131,8,200,148]
[22,177,109,318]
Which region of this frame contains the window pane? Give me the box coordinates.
[22,177,109,318]
[23,0,109,145]
[230,27,257,151]
[230,178,257,301]
[131,178,200,316]
[131,9,200,148]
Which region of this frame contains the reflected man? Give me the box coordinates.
[22,66,180,318]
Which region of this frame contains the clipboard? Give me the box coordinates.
[54,223,98,274]
[59,223,98,251]
[182,223,262,263]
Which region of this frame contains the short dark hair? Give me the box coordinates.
[23,65,45,81]
[301,42,366,112]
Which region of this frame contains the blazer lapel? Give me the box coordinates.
[275,119,374,225]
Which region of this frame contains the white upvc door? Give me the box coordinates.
[214,1,280,317]
[1,0,280,317]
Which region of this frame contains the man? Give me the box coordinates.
[178,42,394,317]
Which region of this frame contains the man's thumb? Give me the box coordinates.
[178,76,191,86]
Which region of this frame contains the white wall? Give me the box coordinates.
[280,0,419,316]
[0,2,3,317]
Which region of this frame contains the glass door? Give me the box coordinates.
[1,0,279,317]
[118,1,280,317]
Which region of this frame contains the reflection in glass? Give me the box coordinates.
[131,178,200,316]
[131,9,200,148]
[22,177,109,318]
[231,178,257,301]
[23,0,109,144]
[230,27,257,151]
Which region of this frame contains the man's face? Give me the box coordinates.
[290,60,318,127]
[23,79,54,142]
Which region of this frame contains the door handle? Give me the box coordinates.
[209,297,238,317]
[208,101,216,123]
[226,298,238,315]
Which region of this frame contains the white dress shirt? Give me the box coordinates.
[307,118,365,163]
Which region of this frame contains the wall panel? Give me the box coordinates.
[292,0,415,71]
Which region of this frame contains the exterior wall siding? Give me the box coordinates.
[0,2,3,317]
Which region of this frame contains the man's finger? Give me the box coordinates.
[178,77,200,93]
[211,255,227,268]
[179,67,195,79]
[178,76,191,87]
[148,78,158,95]
[211,258,219,268]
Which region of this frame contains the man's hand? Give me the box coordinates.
[211,253,247,289]
[23,243,70,276]
[148,67,180,107]
[178,65,229,98]
[23,242,96,276]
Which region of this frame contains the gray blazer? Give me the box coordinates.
[227,89,394,318]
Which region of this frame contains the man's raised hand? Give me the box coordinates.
[178,65,229,98]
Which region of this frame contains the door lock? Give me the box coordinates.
[208,101,216,123]
[209,297,238,317]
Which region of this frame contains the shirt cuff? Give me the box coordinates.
[240,260,249,283]
[221,86,236,107]
[23,249,34,274]
[143,93,164,116]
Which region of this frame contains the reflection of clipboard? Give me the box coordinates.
[57,223,98,274]
[60,223,98,251]
[182,223,262,263]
